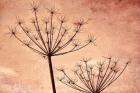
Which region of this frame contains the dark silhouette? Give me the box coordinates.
[8,2,95,93]
[58,57,130,93]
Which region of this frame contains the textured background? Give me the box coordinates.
[0,0,140,93]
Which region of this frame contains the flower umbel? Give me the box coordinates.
[58,57,129,93]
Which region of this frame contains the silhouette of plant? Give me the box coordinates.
[58,57,130,93]
[8,2,96,93]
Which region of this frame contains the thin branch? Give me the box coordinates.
[62,71,89,92]
[74,71,91,91]
[85,61,94,91]
[97,69,114,91]
[52,28,68,53]
[34,11,49,53]
[60,80,87,93]
[44,22,50,52]
[53,42,90,56]
[97,57,112,89]
[19,24,47,54]
[79,65,92,91]
[14,34,45,55]
[53,25,82,53]
[52,22,63,51]
[99,72,117,92]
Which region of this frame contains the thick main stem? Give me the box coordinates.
[48,55,56,93]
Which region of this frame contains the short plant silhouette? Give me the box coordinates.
[8,2,96,93]
[58,57,130,93]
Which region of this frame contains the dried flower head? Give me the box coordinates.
[80,58,91,63]
[87,34,96,44]
[74,19,88,26]
[30,1,39,12]
[47,8,58,15]
[58,57,129,93]
[8,27,18,37]
[57,66,65,72]
[16,17,24,25]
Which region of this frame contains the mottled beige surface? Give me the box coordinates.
[0,0,140,93]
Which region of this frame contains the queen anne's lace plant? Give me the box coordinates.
[8,2,95,93]
[58,57,130,93]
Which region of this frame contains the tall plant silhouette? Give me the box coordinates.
[8,3,96,93]
[58,57,130,93]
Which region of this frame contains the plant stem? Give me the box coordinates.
[48,55,56,93]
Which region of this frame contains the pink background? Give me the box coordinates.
[0,0,140,93]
